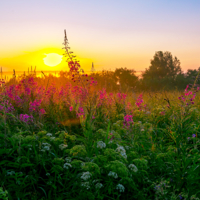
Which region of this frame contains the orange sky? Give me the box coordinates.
[0,1,200,72]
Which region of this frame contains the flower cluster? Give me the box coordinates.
[97,141,106,149]
[128,164,138,172]
[41,143,51,152]
[63,163,72,169]
[123,114,133,129]
[19,114,33,123]
[81,172,92,181]
[135,94,144,108]
[116,184,125,192]
[116,145,127,159]
[108,171,118,179]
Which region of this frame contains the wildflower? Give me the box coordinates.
[46,173,50,176]
[63,163,72,169]
[116,184,125,192]
[95,183,103,189]
[19,114,33,123]
[59,144,68,150]
[7,171,15,176]
[128,164,138,172]
[116,145,127,159]
[43,146,50,151]
[81,172,92,181]
[108,171,118,179]
[69,106,73,111]
[65,157,72,163]
[46,133,52,137]
[97,141,106,149]
[50,137,55,141]
[81,182,90,190]
[192,134,196,138]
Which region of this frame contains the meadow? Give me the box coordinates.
[1,35,200,200]
[0,70,200,200]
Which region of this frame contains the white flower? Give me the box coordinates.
[95,183,103,189]
[7,171,15,176]
[42,143,51,147]
[59,144,68,150]
[116,145,127,159]
[128,164,138,172]
[97,141,106,149]
[81,172,92,181]
[46,133,52,137]
[50,137,55,141]
[108,171,118,179]
[116,184,125,192]
[63,163,72,169]
[43,146,50,151]
[81,182,90,190]
[65,157,71,163]
[81,162,85,167]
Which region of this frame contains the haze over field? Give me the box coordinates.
[0,0,200,72]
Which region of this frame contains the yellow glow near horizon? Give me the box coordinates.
[43,53,63,67]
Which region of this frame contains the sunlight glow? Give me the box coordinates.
[43,53,63,67]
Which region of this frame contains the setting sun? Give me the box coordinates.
[43,53,63,67]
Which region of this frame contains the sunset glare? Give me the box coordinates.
[43,53,63,67]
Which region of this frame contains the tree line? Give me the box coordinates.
[89,51,200,92]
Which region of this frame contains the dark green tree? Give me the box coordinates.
[142,51,182,80]
[114,67,138,90]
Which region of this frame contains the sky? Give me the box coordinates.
[0,0,200,72]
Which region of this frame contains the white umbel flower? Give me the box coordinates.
[108,171,118,179]
[46,133,52,137]
[81,172,92,181]
[95,183,103,189]
[63,163,72,169]
[81,182,90,190]
[128,164,138,172]
[116,184,125,192]
[116,145,127,159]
[97,141,106,149]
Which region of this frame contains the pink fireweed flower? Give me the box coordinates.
[123,114,134,129]
[117,93,127,102]
[19,114,33,123]
[77,107,84,117]
[69,106,73,111]
[135,94,144,108]
[39,108,46,115]
[29,100,42,112]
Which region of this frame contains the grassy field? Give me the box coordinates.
[1,73,200,200]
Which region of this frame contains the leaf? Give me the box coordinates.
[20,163,34,168]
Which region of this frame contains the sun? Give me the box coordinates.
[43,53,63,67]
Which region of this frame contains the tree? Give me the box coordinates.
[114,67,138,90]
[142,51,182,80]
